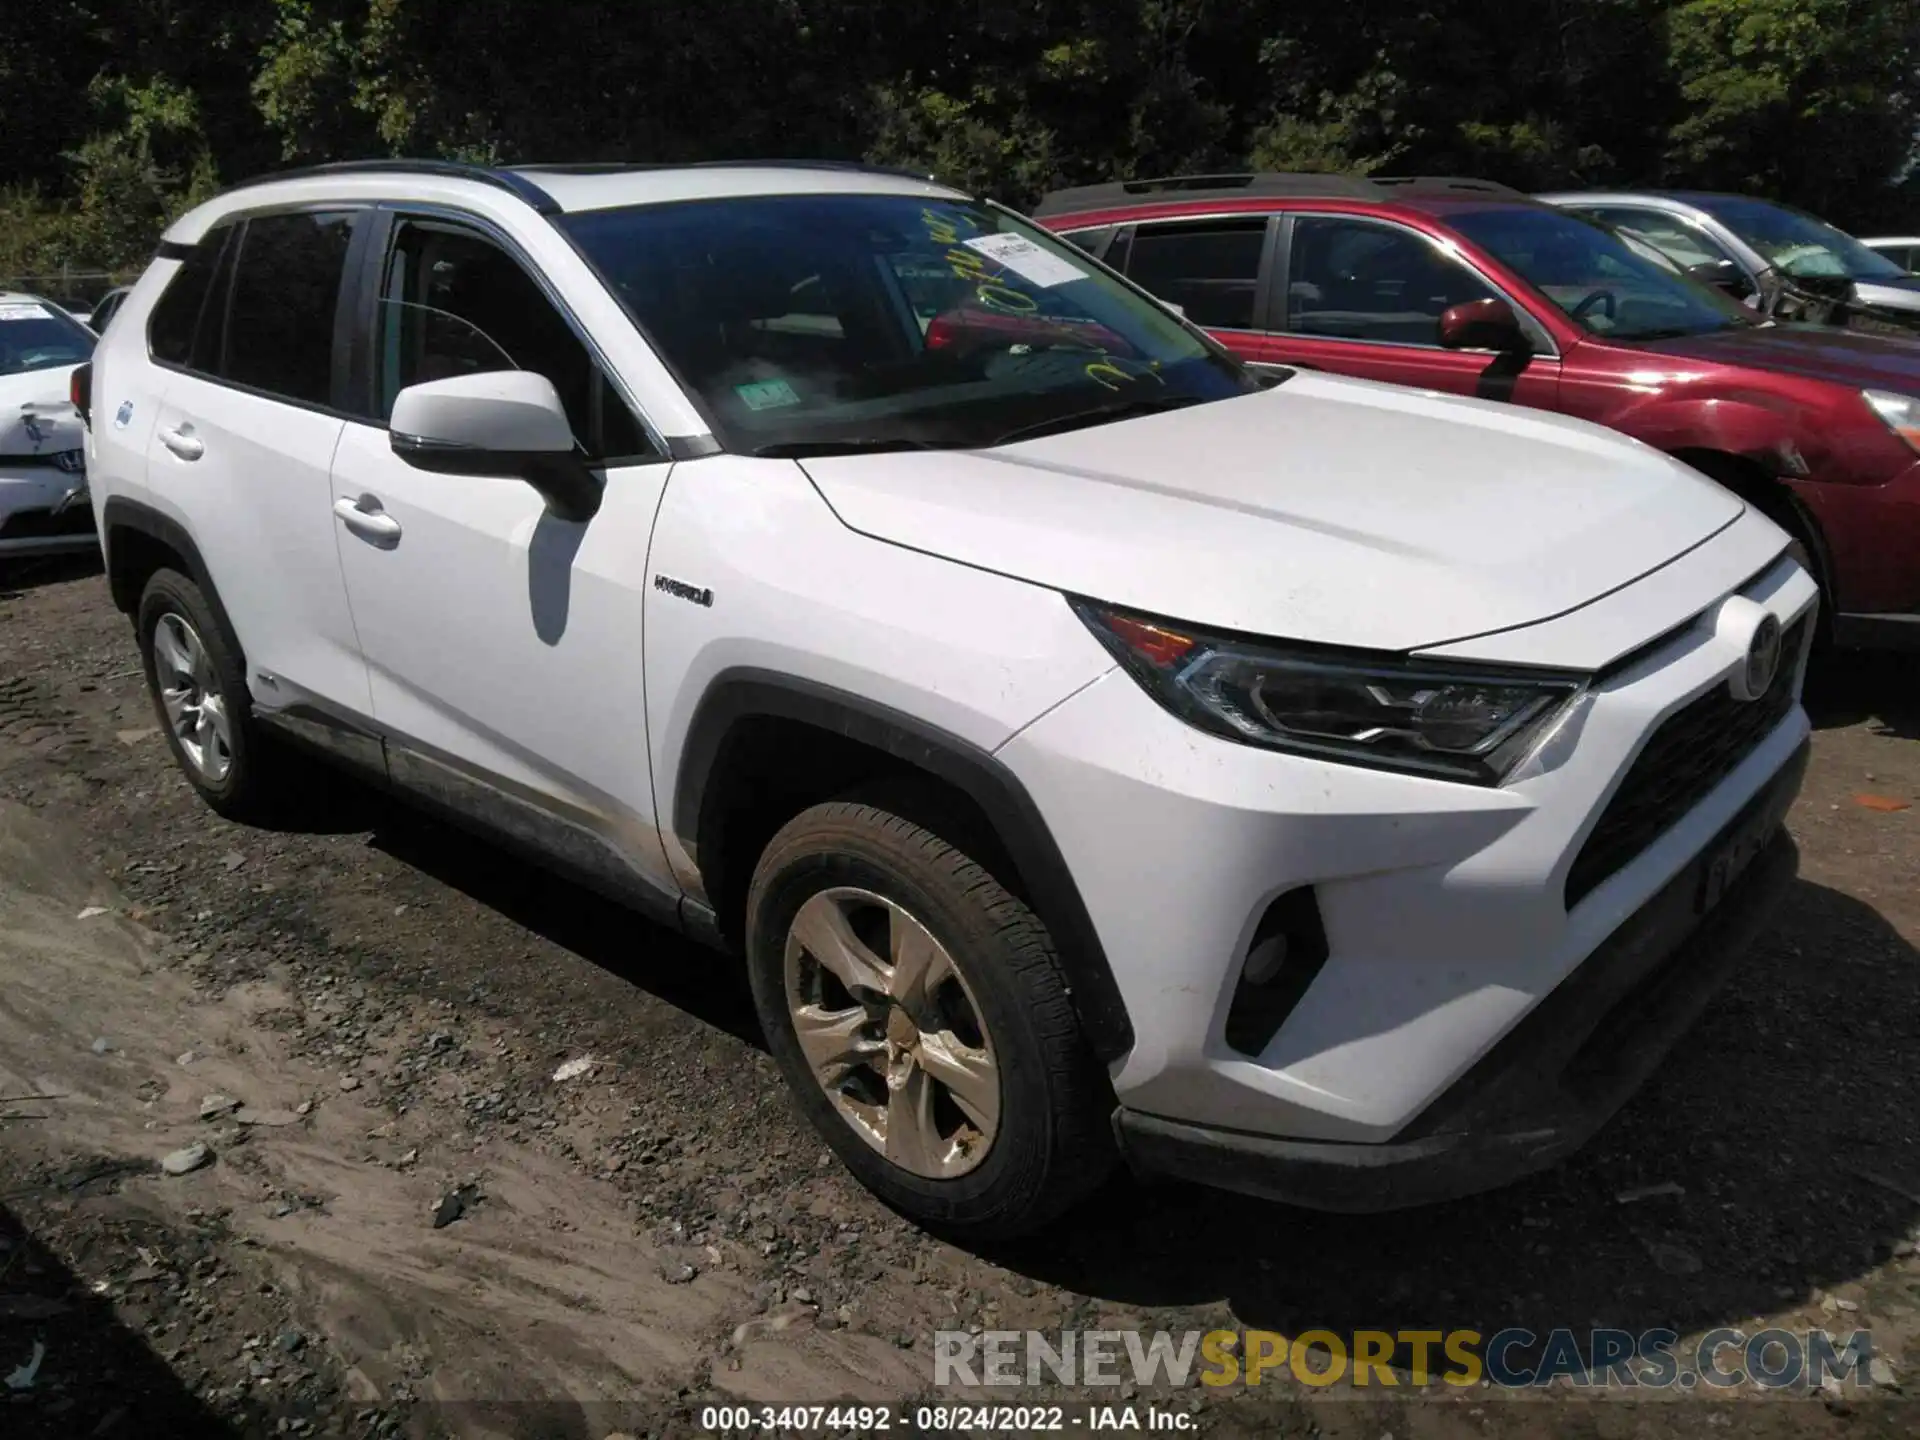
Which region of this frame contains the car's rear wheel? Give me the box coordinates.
[745,799,1114,1238]
[136,568,291,820]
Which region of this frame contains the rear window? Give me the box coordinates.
[149,229,234,370]
[1123,221,1268,329]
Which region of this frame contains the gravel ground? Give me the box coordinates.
[1,552,1917,1440]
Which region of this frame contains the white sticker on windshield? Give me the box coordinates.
[962,233,1087,289]
[0,302,53,322]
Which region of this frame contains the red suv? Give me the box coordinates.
[1035,174,1920,652]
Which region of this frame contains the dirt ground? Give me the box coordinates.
[1,552,1917,1440]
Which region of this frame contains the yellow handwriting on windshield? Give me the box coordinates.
[920,207,1152,389]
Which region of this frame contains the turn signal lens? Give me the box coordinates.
[1864,390,1920,453]
[1101,613,1195,668]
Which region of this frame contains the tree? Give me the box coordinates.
[2,0,1917,274]
[1664,0,1920,227]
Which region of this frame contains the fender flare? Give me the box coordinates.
[673,670,1135,1063]
[100,496,248,665]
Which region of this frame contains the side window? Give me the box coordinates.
[1123,221,1267,329]
[1058,227,1111,259]
[148,226,236,370]
[1588,210,1717,268]
[223,211,357,406]
[1285,216,1497,346]
[377,220,652,462]
[1595,209,1754,293]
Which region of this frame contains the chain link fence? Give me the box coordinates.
[1,267,138,315]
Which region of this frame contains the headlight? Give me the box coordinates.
[1863,390,1920,452]
[1075,601,1587,785]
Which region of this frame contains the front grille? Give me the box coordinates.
[0,504,95,541]
[1565,613,1809,908]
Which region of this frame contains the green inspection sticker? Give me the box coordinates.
[735,379,801,411]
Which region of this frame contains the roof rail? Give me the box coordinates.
[1372,175,1520,195]
[228,159,563,214]
[1033,171,1522,218]
[510,158,945,185]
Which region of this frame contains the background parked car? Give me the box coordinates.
[1537,190,1920,338]
[83,284,133,334]
[0,291,96,560]
[1036,173,1920,653]
[1860,237,1920,275]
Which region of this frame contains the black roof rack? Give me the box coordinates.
[1033,172,1521,218]
[230,158,564,214]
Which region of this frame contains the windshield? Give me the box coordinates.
[560,192,1261,455]
[1449,206,1757,341]
[1691,196,1908,282]
[0,299,96,376]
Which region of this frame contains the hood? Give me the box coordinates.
[801,372,1744,653]
[1632,323,1920,393]
[0,367,84,457]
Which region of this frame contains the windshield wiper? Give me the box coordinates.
[747,437,946,458]
[1618,324,1741,341]
[985,393,1207,448]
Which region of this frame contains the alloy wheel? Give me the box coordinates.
[783,886,1000,1178]
[152,612,233,783]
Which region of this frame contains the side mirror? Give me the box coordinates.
[1686,260,1753,299]
[1161,300,1187,320]
[1437,298,1529,353]
[389,371,602,523]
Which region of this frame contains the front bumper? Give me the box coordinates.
[1796,455,1920,632]
[0,467,95,556]
[1001,537,1818,1169]
[1112,741,1804,1210]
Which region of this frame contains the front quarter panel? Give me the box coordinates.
[643,454,1116,900]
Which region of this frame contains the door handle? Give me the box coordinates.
[158,424,203,461]
[334,494,403,546]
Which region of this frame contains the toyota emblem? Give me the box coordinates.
[1742,613,1783,701]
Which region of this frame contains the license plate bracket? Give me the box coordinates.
[1695,796,1787,915]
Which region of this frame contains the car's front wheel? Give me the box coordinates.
[745,798,1115,1238]
[136,568,291,820]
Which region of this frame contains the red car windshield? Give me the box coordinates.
[1449,207,1759,342]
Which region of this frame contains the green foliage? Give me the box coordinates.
[3,0,1917,279]
[1664,0,1919,217]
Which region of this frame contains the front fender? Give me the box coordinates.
[1616,396,1813,480]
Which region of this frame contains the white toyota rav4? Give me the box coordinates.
[78,160,1816,1236]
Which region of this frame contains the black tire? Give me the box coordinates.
[745,799,1115,1238]
[136,568,290,820]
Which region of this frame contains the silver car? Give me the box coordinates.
[1537,190,1920,336]
[1860,237,1920,275]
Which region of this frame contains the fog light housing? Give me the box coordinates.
[1222,888,1330,1058]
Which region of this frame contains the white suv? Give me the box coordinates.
[78,160,1817,1236]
